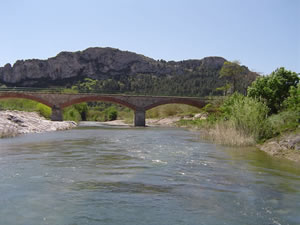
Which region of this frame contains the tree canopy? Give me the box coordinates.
[219,61,245,94]
[247,67,299,114]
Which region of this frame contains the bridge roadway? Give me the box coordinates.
[0,91,208,126]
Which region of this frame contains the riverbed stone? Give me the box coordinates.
[259,132,300,162]
[0,110,77,137]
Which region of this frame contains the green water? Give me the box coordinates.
[0,124,299,225]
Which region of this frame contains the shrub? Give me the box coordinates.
[63,107,82,121]
[248,67,299,114]
[268,110,299,135]
[283,83,300,112]
[36,103,51,119]
[73,103,88,121]
[105,106,118,121]
[221,93,272,141]
[87,110,104,121]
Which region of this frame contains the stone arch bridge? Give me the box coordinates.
[0,91,209,126]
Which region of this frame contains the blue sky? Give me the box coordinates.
[0,0,299,74]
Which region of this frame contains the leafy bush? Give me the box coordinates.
[63,107,82,121]
[265,83,299,136]
[73,103,88,121]
[268,110,299,135]
[86,106,118,121]
[105,106,118,121]
[36,103,51,119]
[248,67,299,114]
[221,93,272,141]
[87,110,104,121]
[283,83,300,112]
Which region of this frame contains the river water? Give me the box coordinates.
[0,123,299,225]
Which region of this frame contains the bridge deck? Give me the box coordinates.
[0,88,218,126]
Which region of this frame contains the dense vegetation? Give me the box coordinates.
[70,74,225,96]
[179,67,299,146]
[248,67,299,113]
[69,66,256,97]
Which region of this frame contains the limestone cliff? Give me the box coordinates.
[0,47,224,85]
[0,47,257,96]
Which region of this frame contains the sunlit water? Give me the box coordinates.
[0,123,300,225]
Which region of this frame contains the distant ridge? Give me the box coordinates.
[0,47,257,96]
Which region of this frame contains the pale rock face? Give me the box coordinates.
[0,47,226,86]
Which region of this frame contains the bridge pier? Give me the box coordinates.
[51,106,63,121]
[134,109,146,127]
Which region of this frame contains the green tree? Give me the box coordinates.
[216,83,232,96]
[283,83,300,112]
[105,106,118,121]
[219,61,244,94]
[247,67,299,114]
[77,78,100,92]
[73,103,88,121]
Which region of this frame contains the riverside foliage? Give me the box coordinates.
[248,67,299,114]
[179,67,299,146]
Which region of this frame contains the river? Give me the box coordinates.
[0,123,299,225]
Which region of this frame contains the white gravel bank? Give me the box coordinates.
[0,110,77,138]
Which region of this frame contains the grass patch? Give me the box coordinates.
[200,121,256,146]
[268,110,299,135]
[0,99,51,119]
[147,104,202,118]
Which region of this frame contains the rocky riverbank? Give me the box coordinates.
[258,132,300,162]
[0,110,77,138]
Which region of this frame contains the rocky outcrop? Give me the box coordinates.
[259,132,300,162]
[0,47,227,86]
[0,110,77,138]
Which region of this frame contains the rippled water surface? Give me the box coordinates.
[0,124,300,225]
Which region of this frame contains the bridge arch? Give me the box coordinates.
[0,92,53,108]
[144,98,207,111]
[60,96,137,110]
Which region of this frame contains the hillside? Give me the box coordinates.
[0,47,258,96]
